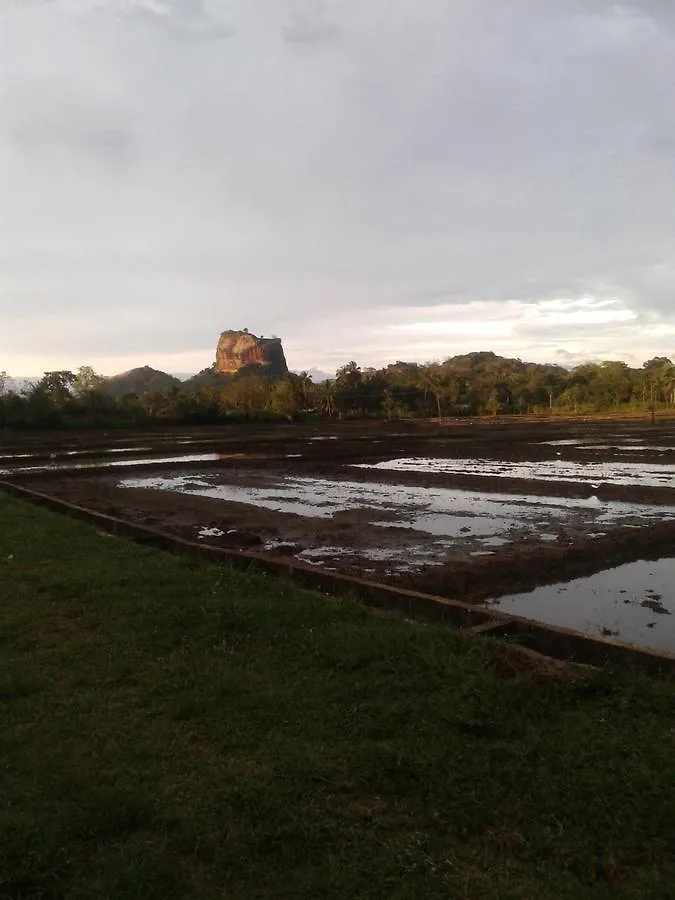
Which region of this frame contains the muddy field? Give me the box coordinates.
[3,416,675,652]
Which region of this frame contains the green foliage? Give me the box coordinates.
[3,354,674,430]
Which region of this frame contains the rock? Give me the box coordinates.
[215,330,288,377]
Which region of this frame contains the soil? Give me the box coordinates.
[486,643,594,686]
[4,416,675,606]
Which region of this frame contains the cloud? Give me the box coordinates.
[282,0,338,44]
[1,0,675,374]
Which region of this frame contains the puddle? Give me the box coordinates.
[486,557,675,655]
[357,456,675,489]
[0,453,221,475]
[0,447,153,463]
[298,545,352,560]
[64,447,153,456]
[296,544,444,571]
[582,445,671,453]
[198,526,226,538]
[481,535,510,546]
[120,472,675,545]
[540,438,674,451]
[264,539,296,551]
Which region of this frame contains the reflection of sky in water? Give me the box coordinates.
[357,456,675,489]
[296,545,444,569]
[0,453,220,475]
[488,558,675,655]
[0,448,150,462]
[120,472,675,541]
[542,435,675,450]
[583,445,671,452]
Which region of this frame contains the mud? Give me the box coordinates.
[5,416,675,649]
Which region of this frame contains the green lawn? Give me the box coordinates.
[1,493,675,899]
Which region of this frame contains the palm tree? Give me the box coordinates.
[316,381,335,417]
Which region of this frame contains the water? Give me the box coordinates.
[120,472,675,545]
[0,453,221,475]
[357,456,675,489]
[542,437,675,451]
[197,526,234,538]
[294,544,445,573]
[541,442,672,453]
[487,558,675,655]
[581,445,671,453]
[0,447,151,463]
[63,446,153,455]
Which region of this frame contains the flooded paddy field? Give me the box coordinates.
[4,416,675,653]
[488,558,675,654]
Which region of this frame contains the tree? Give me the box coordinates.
[558,377,591,414]
[32,371,77,409]
[269,378,301,420]
[418,364,446,420]
[0,371,8,429]
[642,358,675,406]
[596,361,633,408]
[294,371,313,410]
[334,362,363,417]
[222,375,271,416]
[73,366,106,398]
[316,381,336,417]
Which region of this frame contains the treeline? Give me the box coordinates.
[1,352,674,429]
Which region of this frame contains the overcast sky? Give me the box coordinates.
[2,0,675,377]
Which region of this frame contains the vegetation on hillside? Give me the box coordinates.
[2,494,675,897]
[1,352,674,428]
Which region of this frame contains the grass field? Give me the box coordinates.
[2,493,675,899]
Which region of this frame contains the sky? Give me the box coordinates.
[1,0,675,378]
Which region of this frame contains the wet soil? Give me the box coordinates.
[486,643,594,686]
[6,417,675,612]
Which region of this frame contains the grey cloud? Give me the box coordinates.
[130,0,237,40]
[0,0,237,36]
[2,0,675,370]
[283,0,338,44]
[8,93,133,166]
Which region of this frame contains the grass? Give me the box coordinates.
[1,495,675,898]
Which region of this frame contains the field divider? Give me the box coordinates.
[2,477,674,677]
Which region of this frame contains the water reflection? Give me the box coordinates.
[488,558,675,655]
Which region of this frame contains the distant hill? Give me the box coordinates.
[302,367,331,383]
[181,365,233,392]
[105,366,181,398]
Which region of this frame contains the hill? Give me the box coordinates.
[105,365,180,398]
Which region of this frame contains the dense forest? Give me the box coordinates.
[1,352,674,429]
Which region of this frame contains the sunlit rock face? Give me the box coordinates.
[215,330,288,377]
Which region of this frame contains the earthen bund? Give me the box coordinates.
[3,478,674,678]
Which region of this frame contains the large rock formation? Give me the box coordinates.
[215,330,288,377]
